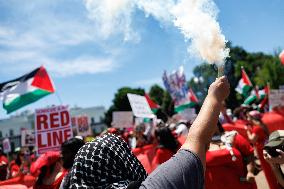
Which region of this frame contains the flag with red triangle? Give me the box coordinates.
[243,85,269,106]
[0,66,55,113]
[174,88,199,113]
[235,67,253,98]
[258,85,270,110]
[145,93,160,113]
[188,88,199,104]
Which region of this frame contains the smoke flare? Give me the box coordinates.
[83,0,230,65]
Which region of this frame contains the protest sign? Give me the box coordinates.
[72,116,92,137]
[127,94,155,118]
[162,66,195,112]
[35,105,73,155]
[178,108,197,122]
[269,89,284,109]
[2,138,11,153]
[112,111,133,128]
[21,129,35,147]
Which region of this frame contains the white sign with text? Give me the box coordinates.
[112,111,133,128]
[127,94,155,118]
[21,129,35,147]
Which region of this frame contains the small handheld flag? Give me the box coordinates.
[235,67,253,98]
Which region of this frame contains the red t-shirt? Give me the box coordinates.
[152,147,175,169]
[33,171,66,189]
[10,163,20,177]
[0,155,8,164]
[205,134,256,189]
[251,126,280,189]
[252,126,267,147]
[9,162,29,178]
[233,134,254,157]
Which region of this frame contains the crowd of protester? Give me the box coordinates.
[0,77,283,189]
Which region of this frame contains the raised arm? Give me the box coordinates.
[181,76,230,168]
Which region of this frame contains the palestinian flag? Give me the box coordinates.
[174,88,199,113]
[235,67,253,98]
[188,88,199,104]
[258,85,269,101]
[243,89,258,105]
[0,66,55,114]
[258,85,270,110]
[145,94,160,113]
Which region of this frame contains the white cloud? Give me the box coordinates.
[83,0,140,42]
[0,26,15,37]
[0,50,38,62]
[43,56,118,77]
[0,49,117,77]
[0,1,120,78]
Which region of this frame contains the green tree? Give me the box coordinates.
[187,44,284,110]
[230,45,284,89]
[148,84,164,106]
[149,84,175,119]
[254,58,284,89]
[161,91,175,117]
[187,63,217,102]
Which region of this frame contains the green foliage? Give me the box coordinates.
[149,84,164,106]
[254,59,284,89]
[230,45,284,89]
[149,84,175,117]
[161,91,175,117]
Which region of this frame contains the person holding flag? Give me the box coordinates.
[235,67,253,98]
[258,84,270,111]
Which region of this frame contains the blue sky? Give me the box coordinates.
[0,0,283,119]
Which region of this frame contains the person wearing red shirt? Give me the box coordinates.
[246,110,280,189]
[33,151,66,189]
[0,147,8,181]
[206,122,256,189]
[152,127,180,169]
[9,150,29,178]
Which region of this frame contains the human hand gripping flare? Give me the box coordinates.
[208,76,230,102]
[182,76,230,168]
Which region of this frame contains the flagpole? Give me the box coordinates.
[55,91,63,105]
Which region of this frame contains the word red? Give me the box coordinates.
[36,111,70,131]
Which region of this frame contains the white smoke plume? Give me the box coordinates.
[84,0,137,41]
[83,0,230,65]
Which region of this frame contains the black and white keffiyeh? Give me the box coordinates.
[69,133,147,189]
